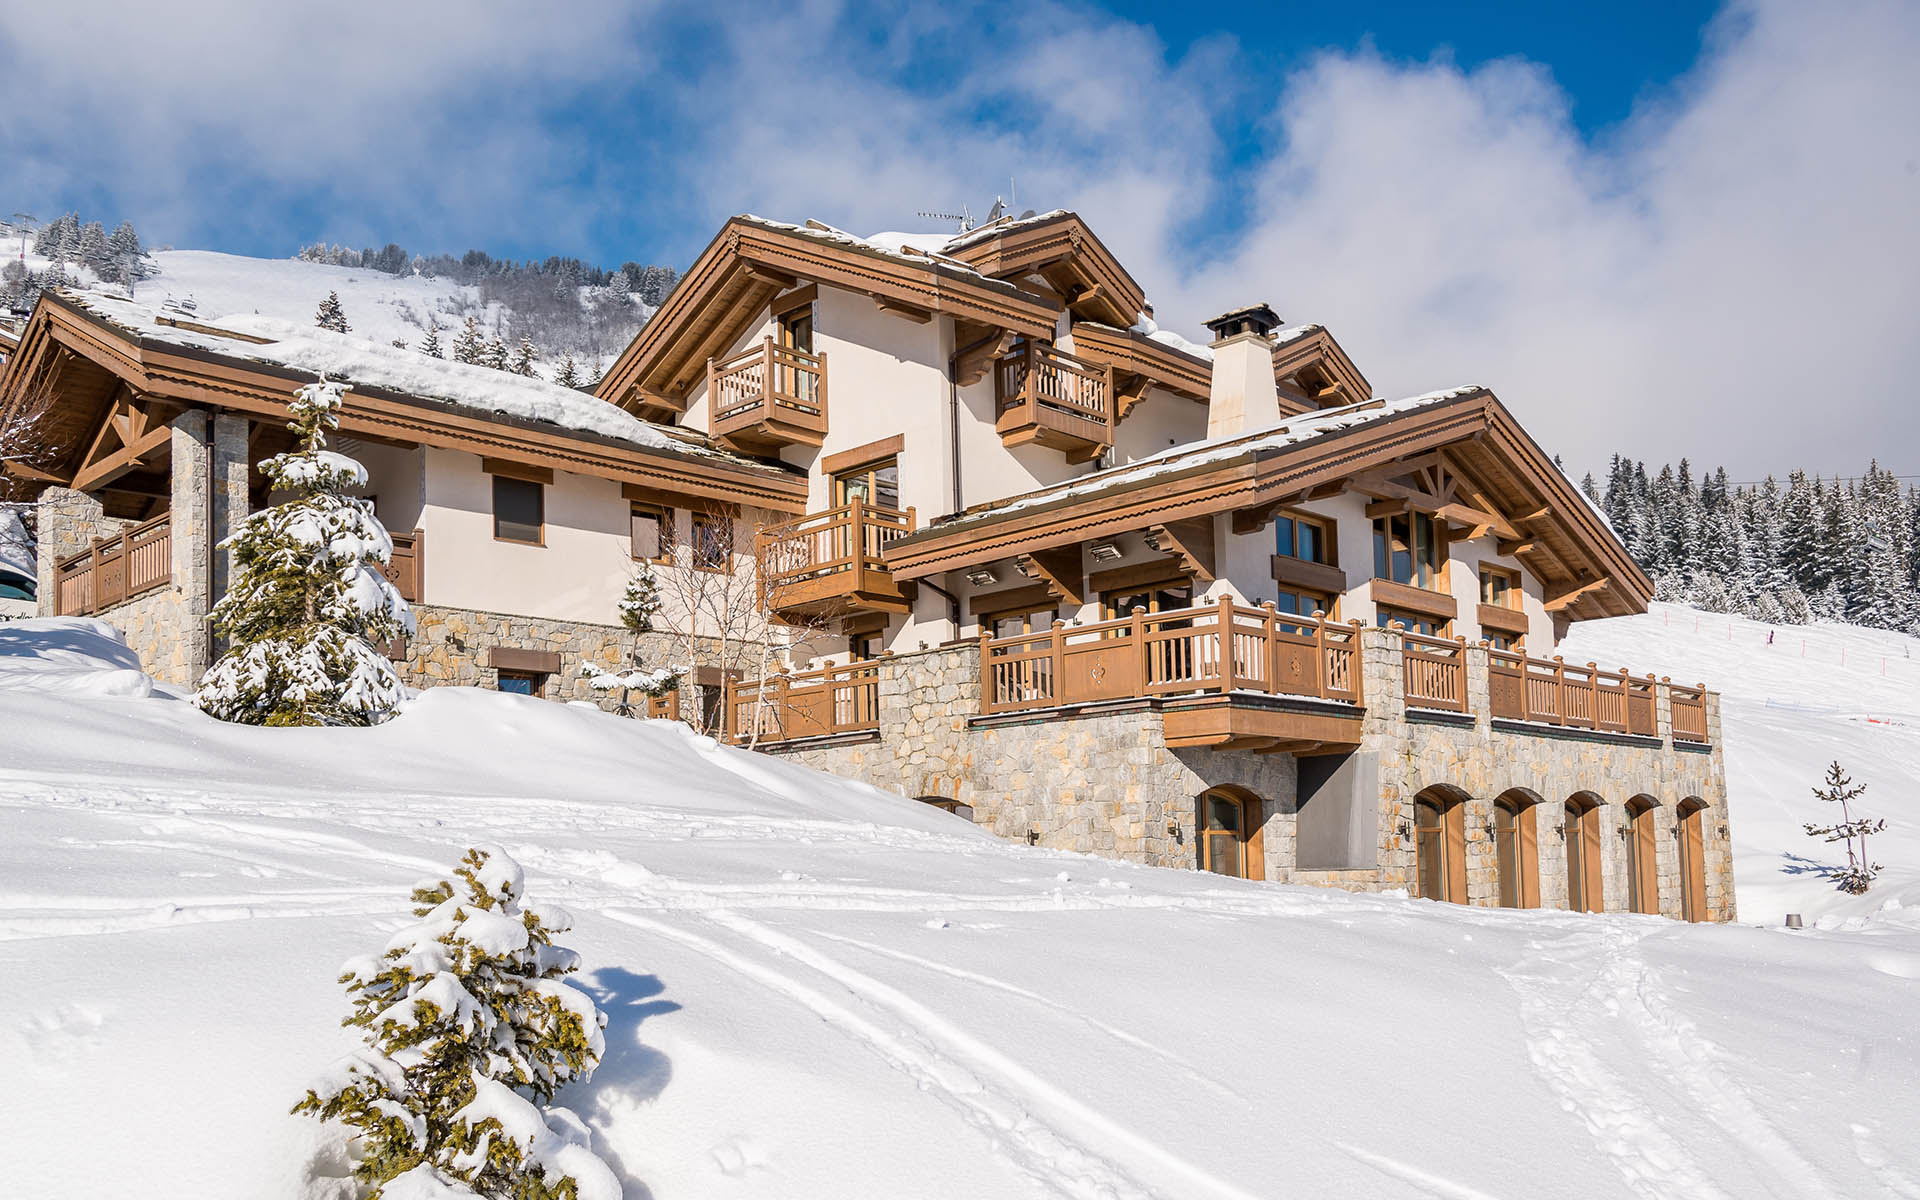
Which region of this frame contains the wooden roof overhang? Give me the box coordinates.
[1272,326,1371,412]
[595,217,1062,418]
[1068,321,1212,414]
[940,212,1146,328]
[1,294,808,515]
[885,389,1650,621]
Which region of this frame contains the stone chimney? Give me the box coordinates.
[1203,303,1283,440]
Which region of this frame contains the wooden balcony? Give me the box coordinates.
[708,337,827,452]
[993,342,1114,463]
[1401,632,1469,712]
[1670,685,1709,743]
[757,497,915,620]
[55,514,170,615]
[1488,651,1657,736]
[725,659,880,745]
[382,529,425,603]
[980,598,1364,751]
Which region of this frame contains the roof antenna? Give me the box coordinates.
[917,205,972,232]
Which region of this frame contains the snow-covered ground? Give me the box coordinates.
[2,613,1916,1199]
[1564,602,1920,928]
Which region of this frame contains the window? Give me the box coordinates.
[834,457,900,511]
[631,503,673,562]
[492,476,543,545]
[1377,607,1449,638]
[849,629,882,660]
[496,670,544,697]
[1101,581,1192,622]
[778,305,813,354]
[691,512,732,570]
[696,683,726,734]
[1372,510,1439,587]
[987,607,1057,639]
[1274,589,1334,619]
[1275,512,1333,564]
[1486,630,1524,653]
[1199,791,1253,878]
[1480,565,1519,608]
[1413,789,1467,904]
[1627,798,1660,915]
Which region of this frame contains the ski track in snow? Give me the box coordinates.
[1501,923,1836,1200]
[606,906,1268,1200]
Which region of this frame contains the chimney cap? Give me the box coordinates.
[1203,303,1283,340]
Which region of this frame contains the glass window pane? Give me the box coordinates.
[631,509,662,559]
[1373,525,1389,580]
[873,463,900,510]
[1275,591,1302,616]
[1299,521,1323,564]
[493,477,543,543]
[1276,517,1296,559]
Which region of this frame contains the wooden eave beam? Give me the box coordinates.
[742,265,799,290]
[954,329,1017,389]
[872,296,933,323]
[1013,545,1085,606]
[2,458,67,485]
[72,422,171,493]
[1497,537,1539,557]
[1434,502,1518,541]
[1544,576,1611,613]
[1144,516,1216,582]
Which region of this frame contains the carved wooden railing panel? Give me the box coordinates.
[981,597,1362,715]
[383,529,424,603]
[55,514,171,616]
[1670,687,1709,743]
[993,341,1114,454]
[725,659,881,744]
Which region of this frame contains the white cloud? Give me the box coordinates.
[5,0,1913,475]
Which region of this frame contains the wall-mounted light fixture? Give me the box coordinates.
[965,568,997,587]
[1088,539,1123,562]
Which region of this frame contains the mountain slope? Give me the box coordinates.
[1,615,1916,1199]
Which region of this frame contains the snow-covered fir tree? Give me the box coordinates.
[195,380,413,727]
[452,317,485,366]
[292,845,619,1200]
[1596,453,1920,634]
[580,565,682,717]
[553,354,581,390]
[480,335,509,371]
[315,290,351,333]
[1804,762,1888,895]
[419,322,444,359]
[510,337,539,377]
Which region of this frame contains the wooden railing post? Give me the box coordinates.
[1217,594,1238,695]
[761,336,778,410]
[1261,601,1279,697]
[722,677,737,744]
[848,494,865,595]
[1552,655,1567,726]
[1129,604,1147,690]
[1051,617,1068,705]
[978,626,995,712]
[87,537,102,615]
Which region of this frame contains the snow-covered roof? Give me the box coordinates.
[732,216,1027,295]
[63,291,760,466]
[928,386,1485,531]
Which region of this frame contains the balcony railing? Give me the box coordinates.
[1401,632,1469,712]
[709,337,827,450]
[981,598,1362,715]
[756,497,915,618]
[1670,686,1709,743]
[1488,651,1657,736]
[725,659,881,744]
[993,342,1113,462]
[55,514,171,616]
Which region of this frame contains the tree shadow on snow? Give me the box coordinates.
[1778,851,1843,879]
[574,967,681,1199]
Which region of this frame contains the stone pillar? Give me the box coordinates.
[33,487,118,616]
[211,413,250,610]
[1357,626,1405,731]
[1465,641,1492,735]
[170,411,212,681]
[1655,679,1675,750]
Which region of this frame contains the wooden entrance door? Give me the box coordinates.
[1199,790,1263,880]
[1627,799,1660,915]
[1678,801,1708,922]
[1495,797,1539,908]
[1414,791,1467,904]
[1565,798,1604,913]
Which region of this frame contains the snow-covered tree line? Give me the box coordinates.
[1584,456,1920,632]
[1,212,155,309]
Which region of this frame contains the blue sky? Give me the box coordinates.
[3,0,1917,476]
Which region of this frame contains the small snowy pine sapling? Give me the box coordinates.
[316,290,351,333]
[195,380,413,726]
[553,354,580,390]
[481,336,509,371]
[451,317,483,365]
[293,846,619,1200]
[1804,761,1888,895]
[581,563,683,716]
[419,321,444,359]
[510,337,539,377]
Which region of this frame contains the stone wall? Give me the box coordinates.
[33,488,127,616]
[762,626,1738,921]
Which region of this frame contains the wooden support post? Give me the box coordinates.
[1050,618,1068,706]
[1217,594,1238,695]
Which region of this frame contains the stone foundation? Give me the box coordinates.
[761,629,1738,922]
[398,604,698,705]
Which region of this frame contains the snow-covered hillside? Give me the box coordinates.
[2,615,1916,1199]
[1563,602,1920,926]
